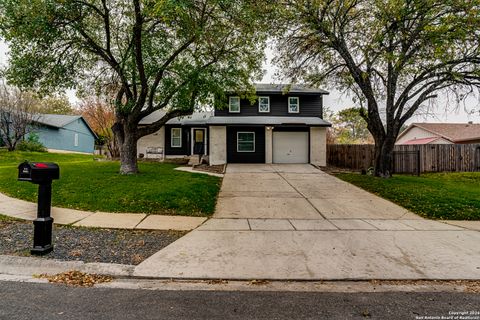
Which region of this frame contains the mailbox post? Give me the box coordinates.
[18,161,60,255]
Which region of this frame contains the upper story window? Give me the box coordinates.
[229,96,240,113]
[288,97,300,113]
[171,128,182,148]
[258,96,270,113]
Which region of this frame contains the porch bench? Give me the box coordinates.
[145,147,164,159]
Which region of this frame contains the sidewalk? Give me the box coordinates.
[0,192,206,231]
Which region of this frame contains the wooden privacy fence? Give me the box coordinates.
[327,144,480,173]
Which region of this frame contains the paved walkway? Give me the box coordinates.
[0,192,206,231]
[134,164,480,280]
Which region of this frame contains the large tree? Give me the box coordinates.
[275,0,480,177]
[35,94,75,115]
[79,96,119,158]
[0,83,39,151]
[333,107,372,144]
[0,0,268,173]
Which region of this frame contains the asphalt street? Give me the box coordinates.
[1,281,479,320]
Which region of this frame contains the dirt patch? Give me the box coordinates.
[193,164,225,174]
[370,279,480,293]
[321,166,362,175]
[38,271,113,287]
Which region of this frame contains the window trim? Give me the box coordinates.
[258,96,270,113]
[74,133,79,147]
[237,131,255,153]
[288,96,300,113]
[171,128,182,148]
[229,96,241,113]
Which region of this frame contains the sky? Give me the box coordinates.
[1,39,478,124]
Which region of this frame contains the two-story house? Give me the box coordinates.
[137,84,331,165]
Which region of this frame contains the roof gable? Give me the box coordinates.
[412,123,480,142]
[397,122,480,143]
[36,114,81,128]
[35,114,97,139]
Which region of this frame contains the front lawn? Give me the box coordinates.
[0,150,221,216]
[335,172,480,220]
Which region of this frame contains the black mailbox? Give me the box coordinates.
[18,161,60,255]
[18,161,59,184]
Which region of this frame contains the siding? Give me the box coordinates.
[227,126,265,163]
[137,127,165,157]
[33,119,95,153]
[215,94,323,117]
[164,125,191,156]
[164,125,209,156]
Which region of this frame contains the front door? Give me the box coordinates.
[193,129,205,155]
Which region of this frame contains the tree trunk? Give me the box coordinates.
[119,136,138,174]
[112,120,139,174]
[373,136,396,178]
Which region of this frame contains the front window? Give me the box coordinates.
[229,96,240,113]
[237,132,255,152]
[74,133,79,147]
[171,128,182,147]
[288,97,300,113]
[258,96,270,113]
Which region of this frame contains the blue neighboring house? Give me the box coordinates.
[33,114,97,154]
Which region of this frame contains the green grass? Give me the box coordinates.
[335,172,480,220]
[0,150,221,216]
[0,213,21,222]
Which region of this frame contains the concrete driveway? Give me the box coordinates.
[134,164,480,280]
[215,164,418,221]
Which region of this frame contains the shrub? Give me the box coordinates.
[17,133,47,152]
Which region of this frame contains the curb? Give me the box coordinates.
[0,255,134,278]
[2,255,480,283]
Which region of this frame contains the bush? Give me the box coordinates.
[17,133,47,152]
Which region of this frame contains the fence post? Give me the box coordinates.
[392,151,396,175]
[416,149,420,176]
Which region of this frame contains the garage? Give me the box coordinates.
[273,131,309,163]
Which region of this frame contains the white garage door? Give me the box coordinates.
[273,131,309,163]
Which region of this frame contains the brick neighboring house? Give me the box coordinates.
[396,122,480,145]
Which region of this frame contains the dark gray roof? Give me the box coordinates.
[207,116,331,126]
[139,110,214,125]
[36,114,82,128]
[140,110,330,127]
[253,83,329,95]
[138,110,167,125]
[167,112,213,125]
[35,114,98,139]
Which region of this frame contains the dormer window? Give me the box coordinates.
[288,97,299,113]
[258,96,270,113]
[229,96,240,113]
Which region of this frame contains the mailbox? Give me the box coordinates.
[18,161,59,184]
[17,161,60,255]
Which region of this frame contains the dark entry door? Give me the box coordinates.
[193,129,205,155]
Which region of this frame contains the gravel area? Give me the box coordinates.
[0,217,186,265]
